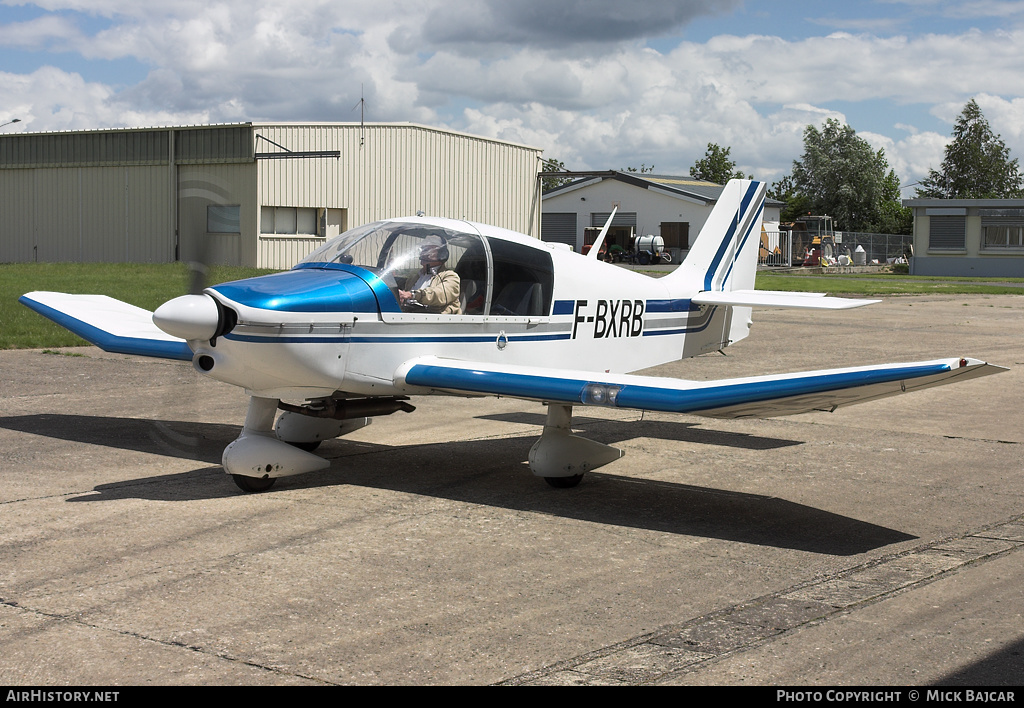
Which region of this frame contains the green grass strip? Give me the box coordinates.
[2,263,275,350]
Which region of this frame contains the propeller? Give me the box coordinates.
[187,228,213,295]
[147,229,221,474]
[188,259,209,296]
[153,229,227,342]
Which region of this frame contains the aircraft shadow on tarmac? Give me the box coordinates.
[475,411,805,450]
[0,413,914,556]
[932,637,1024,686]
[0,413,230,464]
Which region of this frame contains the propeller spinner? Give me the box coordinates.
[152,294,222,341]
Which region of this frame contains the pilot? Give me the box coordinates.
[398,234,462,314]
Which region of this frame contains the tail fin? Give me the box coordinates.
[662,179,766,293]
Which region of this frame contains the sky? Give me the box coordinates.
[2,0,1023,193]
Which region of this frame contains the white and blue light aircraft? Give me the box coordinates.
[20,180,1003,492]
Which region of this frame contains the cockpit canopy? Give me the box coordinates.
[298,220,553,317]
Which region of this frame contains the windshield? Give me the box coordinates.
[298,221,489,309]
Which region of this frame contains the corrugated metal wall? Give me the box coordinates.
[0,165,174,263]
[0,129,170,167]
[1,123,542,269]
[178,163,257,266]
[258,236,324,267]
[0,125,252,265]
[253,124,542,269]
[177,127,254,164]
[0,125,253,169]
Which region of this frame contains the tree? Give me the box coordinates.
[768,174,812,223]
[541,158,574,192]
[916,99,1024,198]
[873,169,913,235]
[690,143,745,183]
[791,119,900,232]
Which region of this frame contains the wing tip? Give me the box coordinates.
[19,291,193,362]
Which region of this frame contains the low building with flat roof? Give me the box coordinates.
[903,197,1024,276]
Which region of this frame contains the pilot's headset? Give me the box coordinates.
[420,234,449,263]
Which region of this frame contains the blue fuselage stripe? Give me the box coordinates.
[558,299,697,314]
[223,332,573,345]
[645,299,697,313]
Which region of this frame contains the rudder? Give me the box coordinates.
[663,179,766,294]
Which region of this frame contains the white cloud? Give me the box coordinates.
[861,129,949,186]
[0,14,81,49]
[0,65,211,129]
[973,93,1024,148]
[3,1,1024,187]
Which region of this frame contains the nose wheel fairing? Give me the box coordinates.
[222,397,331,489]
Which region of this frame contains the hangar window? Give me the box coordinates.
[261,206,319,236]
[207,205,240,234]
[981,209,1024,249]
[983,225,1024,248]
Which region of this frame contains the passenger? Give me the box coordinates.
[398,235,462,314]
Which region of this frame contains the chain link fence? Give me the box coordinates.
[759,231,913,267]
[840,232,914,264]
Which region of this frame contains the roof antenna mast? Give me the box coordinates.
[352,85,366,146]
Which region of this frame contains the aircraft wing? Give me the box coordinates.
[19,291,193,361]
[395,355,1004,418]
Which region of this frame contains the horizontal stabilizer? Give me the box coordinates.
[691,289,878,309]
[394,356,1004,419]
[19,291,193,361]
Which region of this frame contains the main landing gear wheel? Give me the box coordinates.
[232,474,277,493]
[544,474,584,489]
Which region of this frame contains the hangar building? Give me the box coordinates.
[0,123,542,269]
[541,171,783,261]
